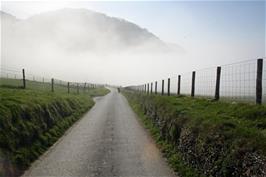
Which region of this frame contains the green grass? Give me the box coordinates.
[123,90,266,177]
[87,87,110,97]
[0,86,110,176]
[0,78,104,94]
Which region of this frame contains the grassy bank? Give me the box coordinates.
[123,90,266,177]
[0,86,110,177]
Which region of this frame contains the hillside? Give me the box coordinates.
[1,8,179,54]
[1,8,183,85]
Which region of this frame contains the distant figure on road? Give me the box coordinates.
[117,88,120,93]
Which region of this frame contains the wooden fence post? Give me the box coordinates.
[155,81,158,94]
[51,78,54,92]
[256,58,263,104]
[162,79,164,95]
[177,75,181,95]
[84,82,86,93]
[22,69,26,89]
[77,83,79,94]
[151,82,153,94]
[145,84,146,93]
[167,78,170,96]
[215,66,221,100]
[67,82,70,94]
[191,71,196,97]
[147,83,149,94]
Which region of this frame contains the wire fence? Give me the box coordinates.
[220,60,257,102]
[0,66,103,94]
[179,72,192,96]
[170,75,178,95]
[262,60,266,103]
[195,67,216,98]
[127,58,266,104]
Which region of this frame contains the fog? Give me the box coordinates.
[1,7,265,86]
[1,8,187,86]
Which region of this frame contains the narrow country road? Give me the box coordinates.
[23,88,176,177]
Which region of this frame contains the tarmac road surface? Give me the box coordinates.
[23,88,176,177]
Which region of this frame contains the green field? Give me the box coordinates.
[0,83,110,176]
[0,78,101,94]
[123,90,266,177]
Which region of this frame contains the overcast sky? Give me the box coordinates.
[1,1,265,85]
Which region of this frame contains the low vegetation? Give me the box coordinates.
[0,86,110,177]
[123,90,266,177]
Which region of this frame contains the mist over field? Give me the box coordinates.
[1,8,186,86]
[1,2,265,86]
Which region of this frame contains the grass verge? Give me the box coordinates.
[122,90,266,177]
[0,87,110,177]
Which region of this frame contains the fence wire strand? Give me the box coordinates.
[130,58,265,104]
[0,66,102,93]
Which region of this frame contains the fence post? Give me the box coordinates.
[151,82,153,94]
[177,75,181,95]
[215,66,221,100]
[155,81,157,94]
[167,78,170,96]
[144,84,146,93]
[84,82,86,93]
[51,78,54,92]
[67,82,70,94]
[147,83,149,94]
[22,69,26,89]
[256,59,263,104]
[162,79,164,95]
[77,83,79,94]
[191,71,196,97]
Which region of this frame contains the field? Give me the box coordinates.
[0,77,100,94]
[0,81,110,176]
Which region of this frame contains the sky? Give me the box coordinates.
[0,1,265,85]
[1,1,265,52]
